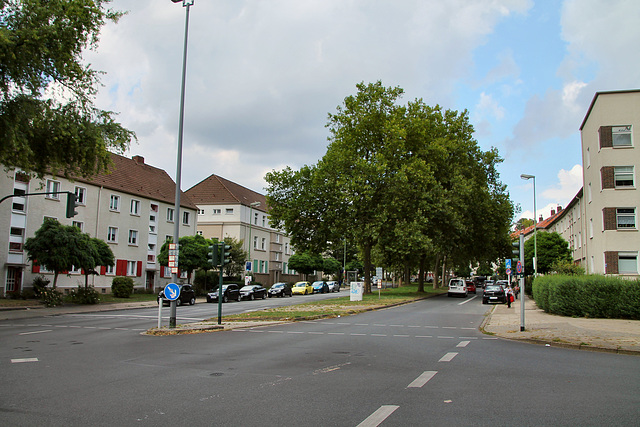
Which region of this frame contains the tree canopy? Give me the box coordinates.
[266,81,514,293]
[523,231,572,275]
[0,0,135,179]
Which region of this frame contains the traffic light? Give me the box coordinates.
[208,244,219,267]
[222,244,231,265]
[512,240,520,261]
[66,192,79,218]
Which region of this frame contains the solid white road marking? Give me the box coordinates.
[458,295,478,305]
[407,371,437,388]
[11,358,39,363]
[357,405,400,427]
[18,330,52,335]
[457,341,470,347]
[439,352,458,362]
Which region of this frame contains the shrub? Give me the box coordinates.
[533,275,640,319]
[32,276,51,298]
[41,288,63,307]
[69,286,100,304]
[111,277,134,298]
[193,270,219,295]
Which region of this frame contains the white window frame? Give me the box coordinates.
[226,208,234,215]
[74,186,87,205]
[128,229,139,245]
[198,209,205,215]
[618,252,638,275]
[614,166,635,188]
[253,236,258,249]
[612,125,633,147]
[46,180,61,200]
[213,209,221,215]
[127,261,137,277]
[107,226,118,243]
[105,265,115,276]
[261,237,266,250]
[72,221,84,231]
[109,194,120,212]
[616,208,636,229]
[130,199,141,216]
[167,208,174,222]
[182,211,190,225]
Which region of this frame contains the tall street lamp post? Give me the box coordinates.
[169,0,194,328]
[520,173,537,332]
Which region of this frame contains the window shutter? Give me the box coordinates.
[137,261,143,277]
[116,259,127,276]
[604,251,618,274]
[100,266,106,275]
[600,167,614,189]
[598,126,612,148]
[602,208,616,230]
[32,263,40,274]
[160,267,165,278]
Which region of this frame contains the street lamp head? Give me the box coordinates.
[172,0,194,5]
[520,174,535,180]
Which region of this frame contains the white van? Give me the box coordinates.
[447,278,468,297]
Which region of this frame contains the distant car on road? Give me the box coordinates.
[157,284,196,306]
[240,285,267,300]
[465,280,477,294]
[312,281,329,294]
[482,284,507,304]
[292,281,313,295]
[268,283,292,298]
[207,284,241,303]
[447,278,468,297]
[326,281,340,292]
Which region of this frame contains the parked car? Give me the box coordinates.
[312,281,329,294]
[291,281,313,295]
[484,280,495,289]
[465,280,477,294]
[447,278,468,297]
[207,284,241,303]
[157,284,196,306]
[240,285,267,300]
[482,284,507,304]
[326,281,340,292]
[268,283,292,298]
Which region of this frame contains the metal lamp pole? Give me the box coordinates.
[169,0,194,328]
[520,173,538,332]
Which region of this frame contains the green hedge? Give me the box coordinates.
[532,275,640,319]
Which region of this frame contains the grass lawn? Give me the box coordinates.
[218,285,445,322]
[0,292,158,307]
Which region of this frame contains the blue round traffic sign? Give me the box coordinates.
[163,283,181,301]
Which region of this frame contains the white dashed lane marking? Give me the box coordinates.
[407,371,438,388]
[438,352,458,362]
[357,405,399,427]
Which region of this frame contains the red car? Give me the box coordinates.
[465,280,477,294]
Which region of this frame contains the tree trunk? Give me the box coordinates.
[363,242,372,293]
[433,254,441,290]
[418,253,425,293]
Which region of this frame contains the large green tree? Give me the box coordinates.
[523,231,572,275]
[288,252,324,279]
[158,235,209,283]
[24,218,105,288]
[0,0,134,179]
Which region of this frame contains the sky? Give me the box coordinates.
[85,0,640,223]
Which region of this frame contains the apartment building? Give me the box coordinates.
[514,90,639,279]
[185,174,300,286]
[0,154,198,296]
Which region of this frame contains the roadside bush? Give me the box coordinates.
[193,270,219,295]
[41,288,63,307]
[32,276,51,298]
[111,277,134,298]
[69,286,100,304]
[533,275,640,319]
[21,289,36,300]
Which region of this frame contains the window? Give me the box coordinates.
[614,166,634,188]
[72,221,83,231]
[589,218,593,238]
[254,212,258,225]
[128,230,138,245]
[167,208,174,222]
[616,208,636,229]
[213,209,221,215]
[586,147,590,168]
[587,183,592,203]
[148,243,156,252]
[612,125,632,147]
[107,227,118,243]
[130,199,141,215]
[149,225,156,234]
[196,230,203,236]
[285,242,289,255]
[75,186,87,205]
[182,211,190,225]
[106,265,115,275]
[198,209,205,215]
[253,236,258,249]
[618,252,638,274]
[165,235,173,242]
[127,261,137,276]
[10,227,24,237]
[46,180,61,199]
[226,208,233,215]
[261,238,266,250]
[109,195,120,211]
[262,216,266,227]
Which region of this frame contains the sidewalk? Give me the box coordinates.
[2,296,639,355]
[482,295,640,355]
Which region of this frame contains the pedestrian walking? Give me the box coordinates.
[506,286,514,308]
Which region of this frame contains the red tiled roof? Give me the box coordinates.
[510,208,564,239]
[66,153,197,210]
[185,174,267,210]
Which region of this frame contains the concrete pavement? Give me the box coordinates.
[2,295,639,354]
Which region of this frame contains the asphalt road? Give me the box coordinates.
[1,294,638,426]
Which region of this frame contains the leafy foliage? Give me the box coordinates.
[0,0,134,179]
[68,285,100,304]
[111,277,134,298]
[523,231,572,274]
[31,275,51,297]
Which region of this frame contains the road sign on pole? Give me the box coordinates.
[163,283,181,301]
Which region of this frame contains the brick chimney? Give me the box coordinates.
[557,205,562,212]
[539,214,544,222]
[551,208,556,216]
[133,155,145,165]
